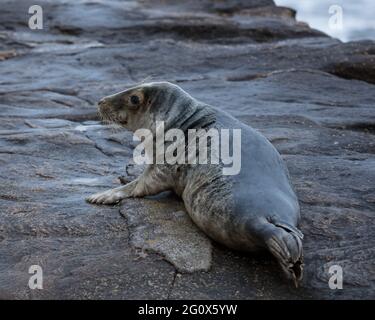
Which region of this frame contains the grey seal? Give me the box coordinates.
[86,82,304,286]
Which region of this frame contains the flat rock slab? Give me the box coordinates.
[120,194,212,273]
[0,0,374,299]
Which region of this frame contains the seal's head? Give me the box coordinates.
[98,81,207,132]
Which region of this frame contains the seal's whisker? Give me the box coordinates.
[140,75,153,84]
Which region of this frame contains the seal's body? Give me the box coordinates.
[87,82,303,285]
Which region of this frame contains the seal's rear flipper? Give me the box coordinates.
[264,221,304,287]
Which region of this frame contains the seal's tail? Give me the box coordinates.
[265,221,304,287]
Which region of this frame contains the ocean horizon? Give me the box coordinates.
[275,0,375,42]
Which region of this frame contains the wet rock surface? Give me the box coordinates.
[0,0,374,299]
[121,194,212,273]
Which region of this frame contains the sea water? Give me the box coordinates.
[275,0,375,42]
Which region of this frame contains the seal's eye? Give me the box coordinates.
[130,95,140,105]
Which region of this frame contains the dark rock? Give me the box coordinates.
[141,0,275,14]
[327,54,375,84]
[0,0,374,299]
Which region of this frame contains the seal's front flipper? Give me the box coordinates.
[86,166,172,205]
[86,180,138,205]
[264,221,304,287]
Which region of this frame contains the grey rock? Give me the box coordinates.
[0,0,374,299]
[120,193,212,273]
